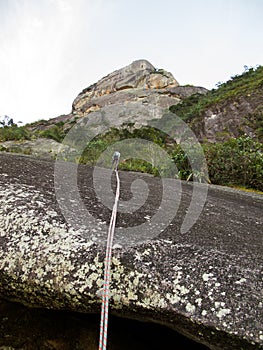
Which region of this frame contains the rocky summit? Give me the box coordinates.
[66,59,206,126]
[1,60,262,157]
[73,59,179,109]
[0,153,262,349]
[0,60,207,158]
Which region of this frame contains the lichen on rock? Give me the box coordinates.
[0,150,262,350]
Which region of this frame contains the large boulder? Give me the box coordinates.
[0,60,208,157]
[70,59,206,120]
[30,60,207,132]
[0,153,262,349]
[72,59,179,109]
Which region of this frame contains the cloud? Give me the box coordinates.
[49,0,72,12]
[0,0,109,122]
[0,0,262,123]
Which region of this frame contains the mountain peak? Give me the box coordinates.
[75,59,179,103]
[126,59,155,72]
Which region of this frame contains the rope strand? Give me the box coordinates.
[99,168,120,350]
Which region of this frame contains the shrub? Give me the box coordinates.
[0,125,30,141]
[79,139,108,165]
[39,125,65,143]
[119,158,159,176]
[76,126,262,191]
[204,136,263,191]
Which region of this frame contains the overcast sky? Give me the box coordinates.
[0,0,262,124]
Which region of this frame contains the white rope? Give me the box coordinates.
[99,167,120,350]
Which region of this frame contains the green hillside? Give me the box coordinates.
[170,65,263,141]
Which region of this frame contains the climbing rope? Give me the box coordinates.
[99,160,120,350]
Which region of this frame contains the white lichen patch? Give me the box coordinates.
[173,271,183,285]
[195,298,202,307]
[134,251,143,261]
[235,278,246,285]
[140,290,167,309]
[216,308,231,319]
[202,272,214,282]
[185,303,196,313]
[142,249,151,256]
[127,289,138,301]
[177,285,189,295]
[166,292,181,305]
[0,181,109,305]
[201,310,207,316]
[86,272,102,289]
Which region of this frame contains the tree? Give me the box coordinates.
[0,115,15,127]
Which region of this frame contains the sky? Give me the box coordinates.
[0,0,262,124]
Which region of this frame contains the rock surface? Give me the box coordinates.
[70,59,206,125]
[63,60,206,124]
[21,61,262,146]
[0,60,208,156]
[0,138,74,159]
[0,153,262,349]
[72,59,179,108]
[190,88,263,142]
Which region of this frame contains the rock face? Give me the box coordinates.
[32,60,206,130]
[0,60,208,159]
[0,153,262,350]
[0,138,74,159]
[73,59,178,106]
[195,90,263,142]
[60,60,207,145]
[0,59,208,157]
[70,59,205,120]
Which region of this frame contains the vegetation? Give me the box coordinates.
[0,115,15,127]
[169,65,263,130]
[0,118,67,143]
[38,122,66,142]
[78,125,173,177]
[78,127,262,191]
[0,115,30,141]
[204,136,263,191]
[0,125,30,142]
[0,66,262,192]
